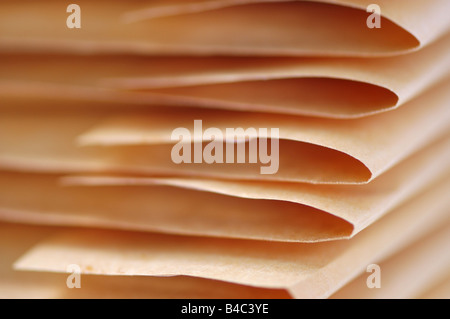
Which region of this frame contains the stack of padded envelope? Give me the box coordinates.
[0,0,449,299]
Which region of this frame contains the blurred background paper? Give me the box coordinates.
[331,224,450,299]
[1,0,449,56]
[416,276,450,299]
[0,0,449,299]
[124,0,450,54]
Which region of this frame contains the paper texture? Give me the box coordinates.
[14,176,450,298]
[1,34,449,119]
[62,133,450,240]
[1,0,449,56]
[77,79,450,184]
[0,172,352,243]
[1,0,449,299]
[1,80,449,185]
[416,276,450,299]
[0,223,292,298]
[0,123,449,242]
[0,223,63,299]
[124,0,450,54]
[331,224,450,299]
[100,34,450,118]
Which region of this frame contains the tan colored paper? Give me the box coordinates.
[60,134,450,240]
[14,177,450,298]
[0,223,289,298]
[0,171,351,243]
[79,80,450,184]
[416,275,450,299]
[1,0,449,57]
[0,223,64,299]
[123,0,450,55]
[1,80,449,185]
[0,133,448,243]
[1,34,449,119]
[331,224,450,299]
[103,34,450,118]
[2,0,448,300]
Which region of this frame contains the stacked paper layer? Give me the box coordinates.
[0,0,449,299]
